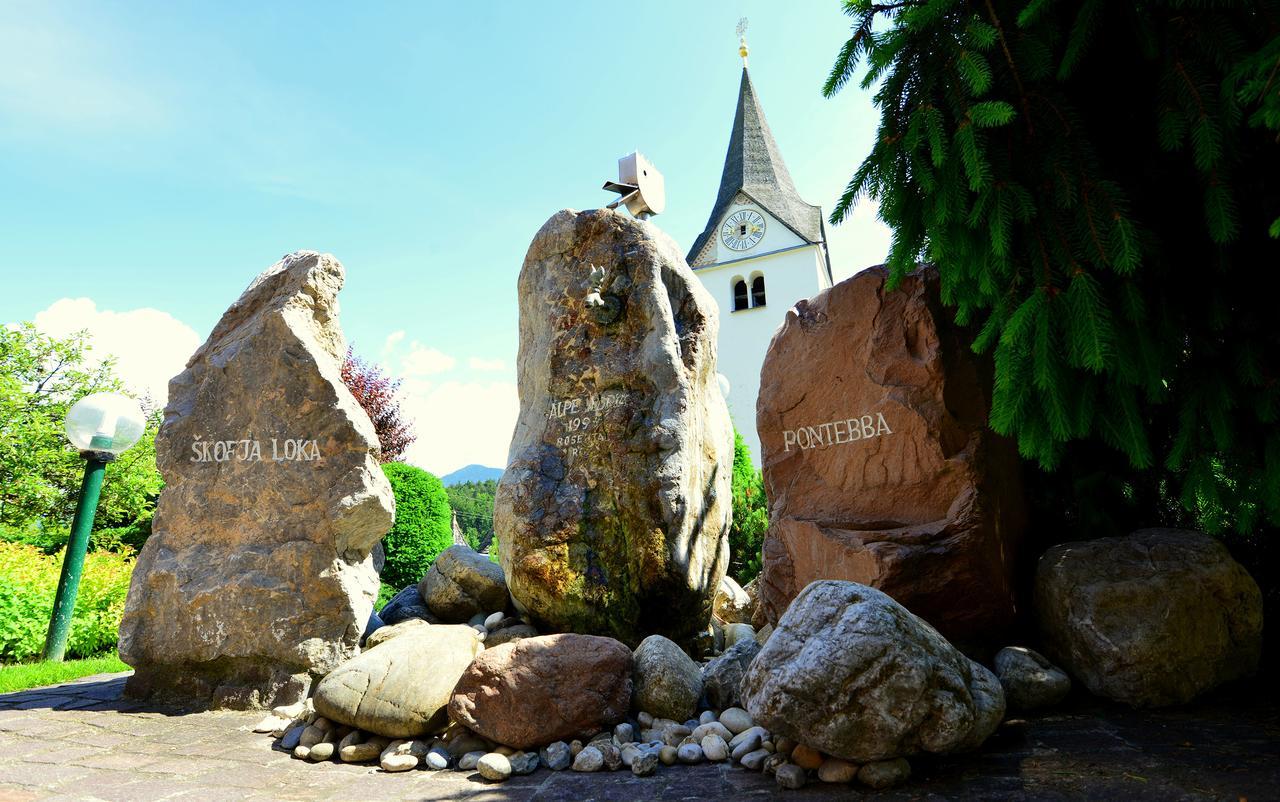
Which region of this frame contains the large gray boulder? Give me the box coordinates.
[741,580,1004,763]
[118,252,394,709]
[419,545,509,624]
[632,635,703,722]
[493,209,732,649]
[1035,528,1263,707]
[379,585,437,625]
[994,647,1070,711]
[701,637,761,710]
[313,625,483,738]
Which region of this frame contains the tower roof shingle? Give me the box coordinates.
[688,68,825,263]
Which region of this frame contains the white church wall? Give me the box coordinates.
[695,243,829,463]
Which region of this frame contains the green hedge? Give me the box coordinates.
[0,542,134,662]
[380,463,453,591]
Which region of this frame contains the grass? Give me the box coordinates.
[0,653,129,694]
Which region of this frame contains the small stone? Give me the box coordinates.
[658,746,678,766]
[445,732,489,758]
[280,724,305,750]
[459,751,485,771]
[509,751,539,775]
[718,707,753,734]
[341,736,389,763]
[762,741,775,753]
[600,743,623,771]
[425,749,451,770]
[569,739,584,757]
[858,758,911,789]
[477,752,512,782]
[632,750,659,777]
[740,748,770,770]
[662,724,692,747]
[298,725,326,748]
[274,702,305,721]
[253,714,290,734]
[308,742,334,762]
[572,745,604,772]
[774,736,796,756]
[692,722,733,742]
[292,745,310,760]
[730,733,761,761]
[614,722,634,744]
[818,757,859,783]
[763,753,789,775]
[677,743,704,764]
[381,753,419,772]
[494,745,516,756]
[699,710,717,725]
[469,612,489,628]
[791,744,824,770]
[484,611,506,630]
[541,741,571,771]
[729,726,769,749]
[776,763,807,790]
[701,734,729,761]
[637,711,654,728]
[620,744,641,767]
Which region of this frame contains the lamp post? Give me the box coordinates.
[42,392,146,662]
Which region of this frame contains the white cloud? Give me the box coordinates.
[381,330,406,361]
[398,380,518,477]
[468,357,506,372]
[33,298,201,406]
[399,342,456,377]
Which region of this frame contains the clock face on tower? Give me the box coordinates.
[720,209,766,251]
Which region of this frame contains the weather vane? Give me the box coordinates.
[737,17,749,66]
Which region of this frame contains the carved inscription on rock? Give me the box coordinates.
[545,390,632,460]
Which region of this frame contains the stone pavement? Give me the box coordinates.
[0,672,1276,801]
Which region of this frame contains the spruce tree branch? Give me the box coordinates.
[983,0,1034,136]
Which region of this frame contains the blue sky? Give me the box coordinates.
[0,1,888,474]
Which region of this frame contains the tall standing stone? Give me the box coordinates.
[118,251,395,708]
[755,266,1025,642]
[494,209,732,649]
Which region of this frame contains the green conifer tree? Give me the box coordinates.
[826,0,1280,535]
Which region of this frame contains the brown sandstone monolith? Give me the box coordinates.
[118,251,395,708]
[493,208,733,649]
[756,265,1024,641]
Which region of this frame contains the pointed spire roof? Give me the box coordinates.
[688,68,824,263]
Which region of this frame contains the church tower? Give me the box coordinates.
[689,32,833,463]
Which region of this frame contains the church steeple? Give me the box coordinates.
[687,66,825,264]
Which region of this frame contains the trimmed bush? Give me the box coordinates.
[0,542,134,662]
[380,462,453,590]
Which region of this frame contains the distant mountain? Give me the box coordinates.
[441,464,503,485]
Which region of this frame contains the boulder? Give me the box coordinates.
[448,634,632,750]
[755,266,1025,642]
[379,585,437,625]
[742,580,1004,763]
[493,209,732,648]
[118,252,395,708]
[632,635,703,722]
[1035,528,1263,707]
[313,625,483,738]
[993,647,1070,711]
[713,576,754,625]
[419,545,509,624]
[364,618,430,650]
[701,638,761,710]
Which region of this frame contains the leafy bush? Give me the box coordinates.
[728,430,768,585]
[380,463,453,590]
[0,542,134,662]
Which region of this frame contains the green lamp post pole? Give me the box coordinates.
[42,392,146,663]
[42,450,113,662]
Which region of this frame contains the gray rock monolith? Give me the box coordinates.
[118,251,394,708]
